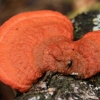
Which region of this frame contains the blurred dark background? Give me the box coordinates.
[0,0,100,25]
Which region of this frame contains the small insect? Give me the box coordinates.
[67,60,73,68]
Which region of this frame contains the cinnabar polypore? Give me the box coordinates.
[65,31,100,79]
[0,10,73,92]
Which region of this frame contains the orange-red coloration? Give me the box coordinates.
[66,31,100,79]
[0,10,73,92]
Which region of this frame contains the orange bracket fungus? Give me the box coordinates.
[1,10,99,94]
[65,31,100,79]
[0,10,73,92]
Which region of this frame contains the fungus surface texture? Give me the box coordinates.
[0,10,73,92]
[66,31,100,79]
